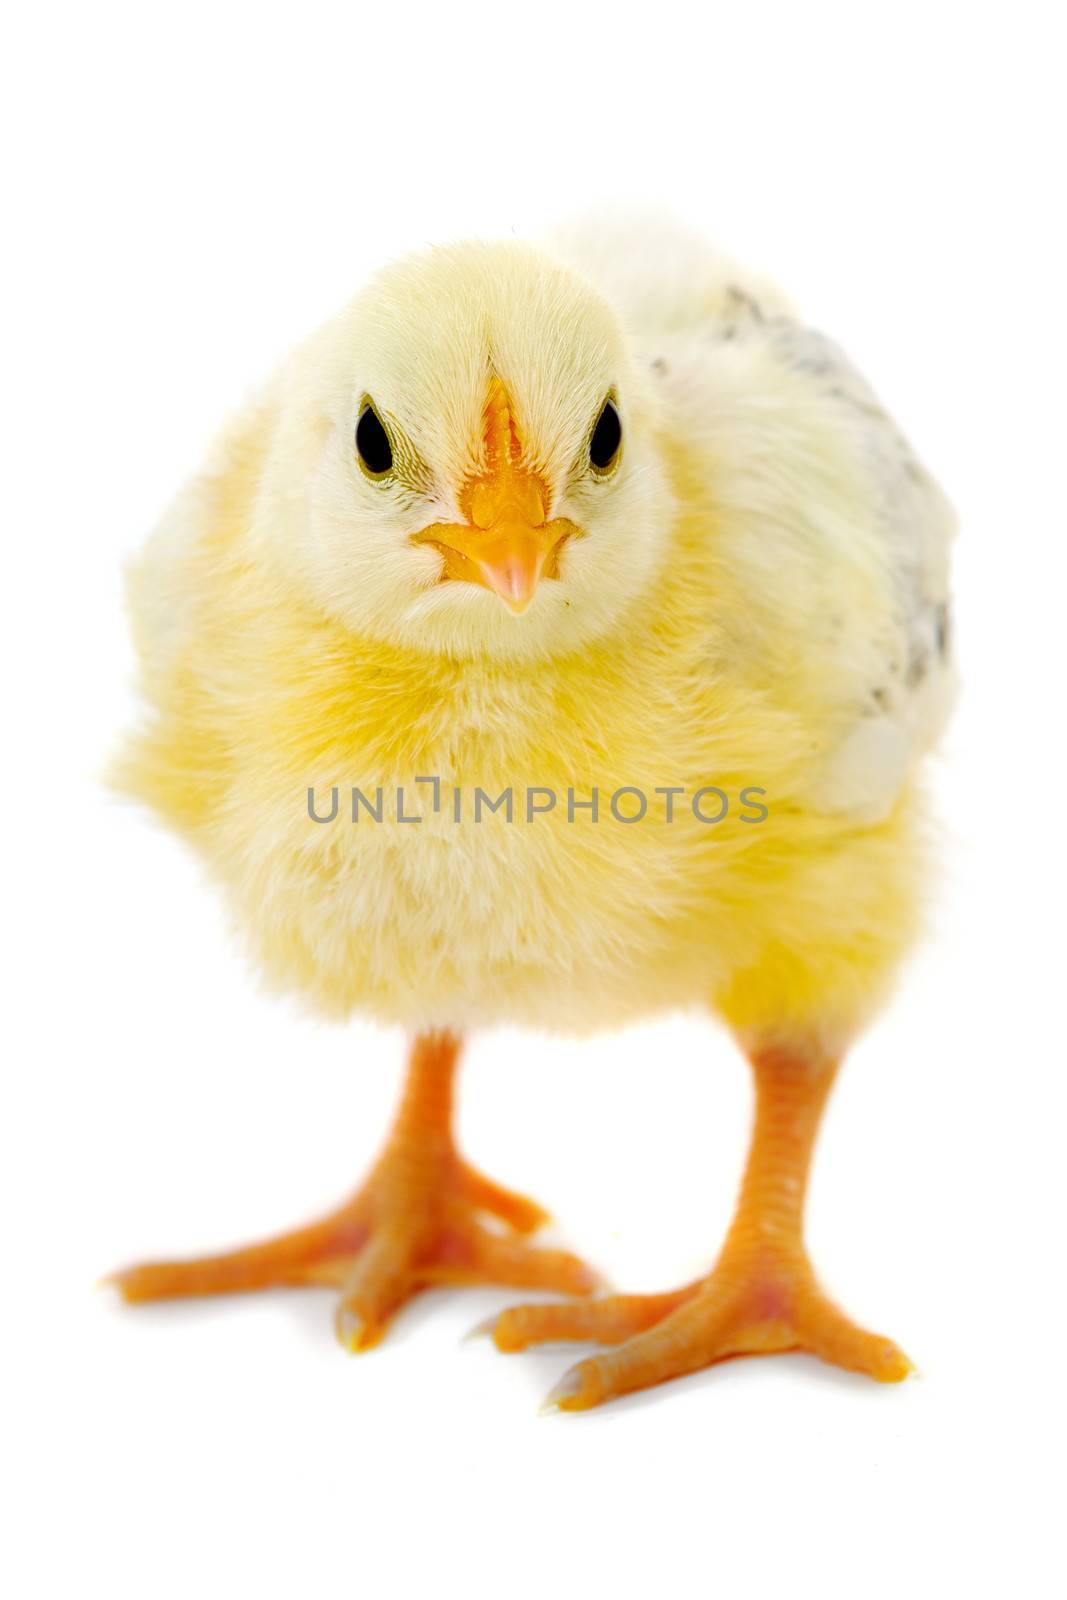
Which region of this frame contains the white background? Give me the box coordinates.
[4,3,1065,1596]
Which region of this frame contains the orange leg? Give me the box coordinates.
[110,1031,596,1350]
[482,1040,911,1411]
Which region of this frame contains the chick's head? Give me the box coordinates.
[261,241,672,660]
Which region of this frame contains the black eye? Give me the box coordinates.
[589,398,622,474]
[355,402,393,477]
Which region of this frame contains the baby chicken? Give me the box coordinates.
[111,215,955,1412]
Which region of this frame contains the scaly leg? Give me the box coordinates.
[111,1031,596,1350]
[482,1039,911,1410]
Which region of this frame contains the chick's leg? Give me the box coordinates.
[111,1031,595,1350]
[486,1040,911,1411]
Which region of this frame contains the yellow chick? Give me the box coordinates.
[111,215,955,1412]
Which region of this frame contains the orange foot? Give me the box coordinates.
[480,1039,912,1412]
[111,1032,595,1350]
[483,1249,910,1411]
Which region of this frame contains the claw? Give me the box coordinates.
[335,1305,377,1353]
[539,1367,585,1415]
[462,1314,500,1343]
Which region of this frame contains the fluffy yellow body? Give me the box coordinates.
[118,428,922,1044]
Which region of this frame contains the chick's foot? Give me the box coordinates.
[485,1248,909,1411]
[481,1039,911,1411]
[110,1032,596,1350]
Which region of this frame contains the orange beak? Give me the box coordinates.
[413,380,579,614]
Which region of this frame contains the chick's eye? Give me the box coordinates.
[355,402,393,478]
[589,398,622,474]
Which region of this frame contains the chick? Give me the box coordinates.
[111,216,955,1411]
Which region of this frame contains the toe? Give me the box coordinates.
[459,1164,551,1234]
[489,1288,699,1352]
[109,1216,353,1301]
[541,1297,733,1411]
[435,1223,599,1296]
[335,1231,416,1350]
[797,1292,913,1382]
